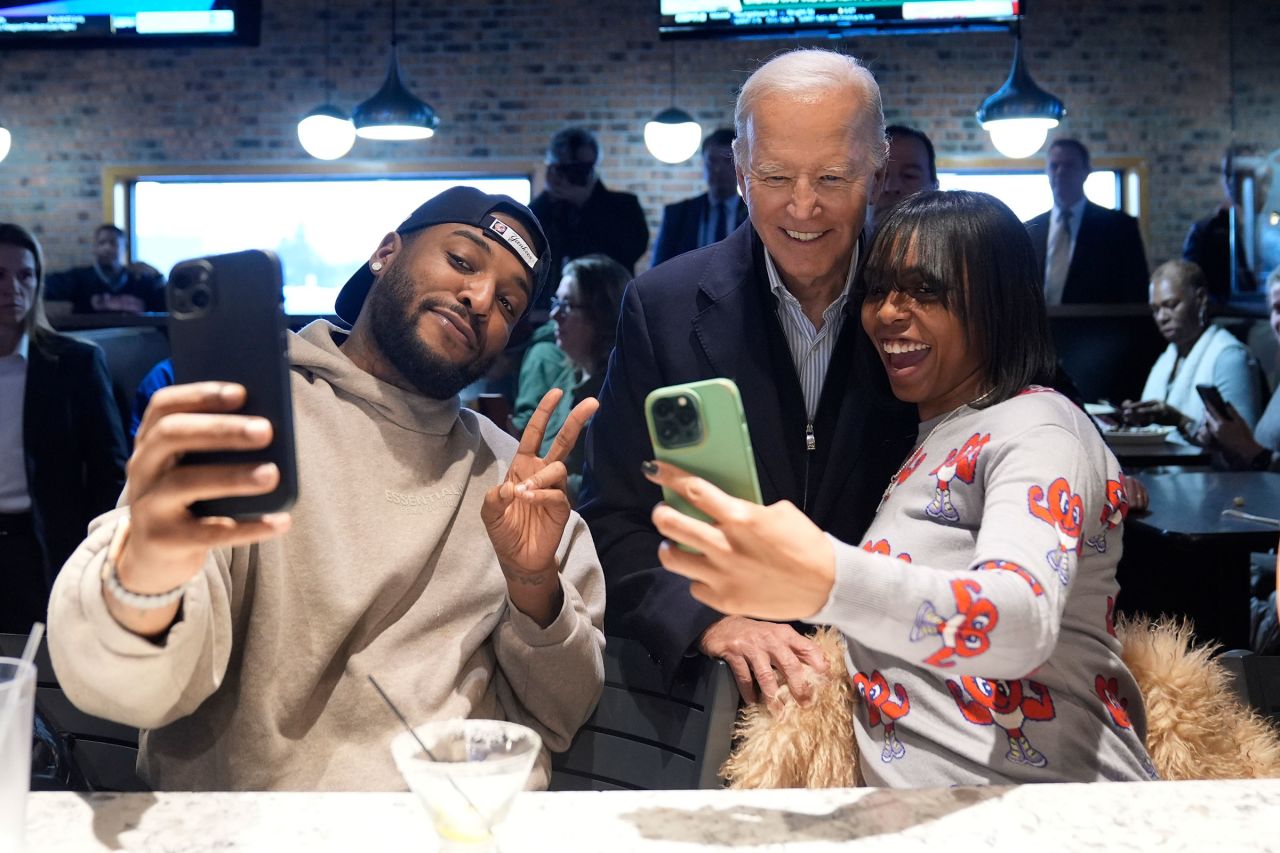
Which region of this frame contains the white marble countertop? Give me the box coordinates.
[24,780,1280,852]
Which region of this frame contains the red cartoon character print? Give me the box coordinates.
[862,539,912,563]
[925,433,990,522]
[1028,477,1084,585]
[852,670,911,762]
[1086,479,1130,553]
[947,676,1056,768]
[976,559,1044,596]
[912,579,999,667]
[1094,674,1133,729]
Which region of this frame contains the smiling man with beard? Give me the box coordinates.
[48,187,606,792]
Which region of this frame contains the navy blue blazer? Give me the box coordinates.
[651,193,750,268]
[23,332,127,583]
[1025,201,1150,304]
[577,222,917,685]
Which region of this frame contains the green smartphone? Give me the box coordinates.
[644,378,763,525]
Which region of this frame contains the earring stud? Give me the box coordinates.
[371,261,383,272]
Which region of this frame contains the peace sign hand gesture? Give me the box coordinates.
[481,388,599,627]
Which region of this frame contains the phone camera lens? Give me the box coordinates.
[654,399,674,419]
[191,288,211,309]
[657,424,676,443]
[676,405,696,426]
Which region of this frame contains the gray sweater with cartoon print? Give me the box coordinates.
[810,388,1155,786]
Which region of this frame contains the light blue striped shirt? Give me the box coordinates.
[764,246,859,421]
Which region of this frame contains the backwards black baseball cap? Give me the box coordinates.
[335,186,551,325]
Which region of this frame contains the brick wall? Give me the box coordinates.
[1,0,1276,274]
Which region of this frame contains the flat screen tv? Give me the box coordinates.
[660,0,1022,40]
[0,1,260,48]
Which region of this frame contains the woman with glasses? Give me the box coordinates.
[643,191,1155,785]
[1120,259,1262,438]
[514,253,630,500]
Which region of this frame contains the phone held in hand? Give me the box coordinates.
[1195,383,1234,422]
[167,249,298,518]
[644,378,763,525]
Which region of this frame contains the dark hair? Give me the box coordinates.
[1049,138,1091,170]
[0,222,54,340]
[94,223,125,241]
[860,190,1056,408]
[561,253,631,372]
[548,127,600,164]
[702,127,736,154]
[885,125,937,185]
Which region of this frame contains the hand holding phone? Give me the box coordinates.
[645,379,762,526]
[1196,384,1235,422]
[167,250,298,518]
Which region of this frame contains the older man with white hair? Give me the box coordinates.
[579,50,916,705]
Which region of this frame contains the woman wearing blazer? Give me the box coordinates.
[0,223,127,632]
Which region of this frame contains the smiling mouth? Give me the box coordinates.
[881,338,931,371]
[784,229,825,242]
[430,308,477,349]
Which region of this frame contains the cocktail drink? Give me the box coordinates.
[392,719,541,851]
[0,658,36,853]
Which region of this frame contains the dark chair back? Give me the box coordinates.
[549,636,737,791]
[66,326,171,440]
[0,633,146,792]
[1221,649,1280,724]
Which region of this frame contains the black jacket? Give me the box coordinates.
[529,179,649,282]
[1025,202,1150,304]
[24,332,128,582]
[577,222,917,685]
[651,192,749,268]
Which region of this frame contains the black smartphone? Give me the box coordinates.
[1195,384,1234,421]
[167,249,298,518]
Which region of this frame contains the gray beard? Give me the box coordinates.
[366,263,495,400]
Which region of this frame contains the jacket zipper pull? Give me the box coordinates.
[805,422,816,452]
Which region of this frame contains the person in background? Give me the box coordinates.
[1196,269,1280,656]
[1122,259,1262,437]
[579,49,917,705]
[645,190,1156,785]
[1183,144,1273,304]
[46,188,605,791]
[45,223,166,316]
[130,357,174,438]
[1025,139,1149,305]
[0,223,127,632]
[867,125,939,233]
[514,254,630,501]
[651,128,749,267]
[531,127,649,291]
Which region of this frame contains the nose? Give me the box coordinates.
[788,177,820,220]
[458,275,496,319]
[873,291,912,325]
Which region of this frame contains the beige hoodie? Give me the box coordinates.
[47,321,606,791]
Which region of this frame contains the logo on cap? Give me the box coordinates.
[485,216,539,271]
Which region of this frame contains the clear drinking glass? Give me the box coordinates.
[0,658,36,853]
[391,719,541,852]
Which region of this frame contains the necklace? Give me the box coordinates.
[877,390,993,512]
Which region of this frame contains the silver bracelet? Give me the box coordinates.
[101,518,187,610]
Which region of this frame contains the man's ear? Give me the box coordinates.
[370,232,401,278]
[870,167,887,204]
[735,166,749,207]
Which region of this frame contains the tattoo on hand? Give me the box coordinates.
[502,568,548,587]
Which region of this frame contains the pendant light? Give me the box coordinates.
[0,119,10,163]
[297,1,355,160]
[352,0,438,141]
[644,48,701,164]
[976,16,1066,159]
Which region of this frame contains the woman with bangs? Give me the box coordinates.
[643,191,1156,785]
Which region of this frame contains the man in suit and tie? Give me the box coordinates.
[650,128,749,267]
[1025,139,1149,304]
[579,50,916,706]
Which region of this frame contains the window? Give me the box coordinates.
[112,166,536,316]
[934,157,1144,225]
